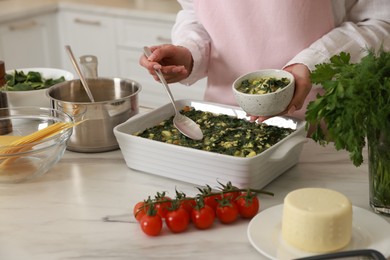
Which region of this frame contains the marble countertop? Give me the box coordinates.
[1,137,389,260]
[0,0,181,23]
[1,2,389,258]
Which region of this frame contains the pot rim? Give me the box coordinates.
[46,77,142,105]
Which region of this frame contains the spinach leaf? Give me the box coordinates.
[1,70,65,91]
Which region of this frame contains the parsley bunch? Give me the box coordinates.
[306,49,390,166]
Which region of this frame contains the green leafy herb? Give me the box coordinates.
[306,49,390,166]
[1,70,66,91]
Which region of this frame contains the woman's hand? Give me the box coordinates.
[249,63,312,122]
[283,63,312,115]
[139,44,193,83]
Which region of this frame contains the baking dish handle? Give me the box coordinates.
[268,136,307,161]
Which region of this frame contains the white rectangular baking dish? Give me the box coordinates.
[114,100,307,189]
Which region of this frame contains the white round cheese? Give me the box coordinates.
[281,188,352,253]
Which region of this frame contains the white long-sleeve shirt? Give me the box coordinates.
[171,0,390,108]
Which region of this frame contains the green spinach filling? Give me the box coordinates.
[134,107,294,157]
[237,77,290,94]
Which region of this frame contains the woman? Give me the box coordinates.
[140,0,390,123]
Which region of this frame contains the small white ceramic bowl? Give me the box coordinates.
[232,69,295,116]
[3,68,74,108]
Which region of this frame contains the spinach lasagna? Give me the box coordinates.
[133,106,294,157]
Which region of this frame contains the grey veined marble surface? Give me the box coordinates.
[0,135,388,260]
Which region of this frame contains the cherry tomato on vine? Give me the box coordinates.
[175,190,196,214]
[222,191,241,201]
[197,185,221,210]
[165,207,190,233]
[219,181,241,201]
[133,201,147,222]
[140,205,163,236]
[203,195,221,210]
[236,192,260,219]
[154,192,172,218]
[179,199,196,214]
[133,197,153,222]
[191,199,215,229]
[216,198,239,224]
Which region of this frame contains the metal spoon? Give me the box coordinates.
[65,45,95,102]
[143,46,203,140]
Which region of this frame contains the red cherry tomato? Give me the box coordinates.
[179,199,196,214]
[236,192,260,219]
[222,191,241,201]
[133,201,148,222]
[154,194,172,219]
[140,207,163,236]
[191,204,215,229]
[203,194,221,210]
[216,199,239,224]
[220,181,241,201]
[197,185,221,210]
[174,190,196,214]
[165,207,190,233]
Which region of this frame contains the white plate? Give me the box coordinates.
[247,204,390,260]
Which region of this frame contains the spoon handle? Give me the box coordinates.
[143,46,179,114]
[65,45,96,102]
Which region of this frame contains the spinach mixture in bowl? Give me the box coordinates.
[236,77,290,95]
[133,106,294,157]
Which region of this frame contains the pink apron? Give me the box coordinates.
[194,0,334,119]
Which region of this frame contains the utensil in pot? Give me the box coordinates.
[65,45,95,102]
[143,46,203,140]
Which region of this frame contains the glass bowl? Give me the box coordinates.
[0,107,73,183]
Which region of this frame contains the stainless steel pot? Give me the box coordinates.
[47,78,141,152]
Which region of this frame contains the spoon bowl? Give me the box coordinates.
[143,46,203,140]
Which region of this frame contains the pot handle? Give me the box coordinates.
[268,136,307,161]
[79,55,98,78]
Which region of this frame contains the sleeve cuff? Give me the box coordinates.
[173,39,208,86]
[284,48,330,72]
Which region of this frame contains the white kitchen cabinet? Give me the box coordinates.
[58,11,117,77]
[116,17,206,108]
[0,13,61,69]
[0,3,205,108]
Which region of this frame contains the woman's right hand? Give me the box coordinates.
[139,44,193,83]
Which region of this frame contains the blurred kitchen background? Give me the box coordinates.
[0,0,206,108]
